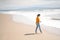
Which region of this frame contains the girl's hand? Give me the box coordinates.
[40,21,41,22]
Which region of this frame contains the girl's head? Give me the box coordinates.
[37,14,40,17]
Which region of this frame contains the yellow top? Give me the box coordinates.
[36,17,40,23]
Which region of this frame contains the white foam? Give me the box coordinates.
[1,9,60,28]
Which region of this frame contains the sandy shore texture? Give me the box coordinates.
[0,14,60,40]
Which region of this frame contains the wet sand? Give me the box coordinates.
[0,14,60,40]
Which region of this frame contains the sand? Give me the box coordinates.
[0,14,60,40]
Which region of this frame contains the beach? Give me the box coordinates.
[0,14,60,40]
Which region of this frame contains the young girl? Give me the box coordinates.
[35,14,42,33]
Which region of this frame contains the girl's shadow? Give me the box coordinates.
[24,33,35,35]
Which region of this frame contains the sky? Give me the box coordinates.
[0,0,60,10]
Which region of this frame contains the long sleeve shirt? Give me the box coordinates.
[36,17,40,23]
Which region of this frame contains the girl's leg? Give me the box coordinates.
[38,24,42,33]
[35,24,38,33]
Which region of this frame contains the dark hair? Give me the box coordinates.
[37,14,40,16]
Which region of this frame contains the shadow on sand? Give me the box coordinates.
[24,33,35,35]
